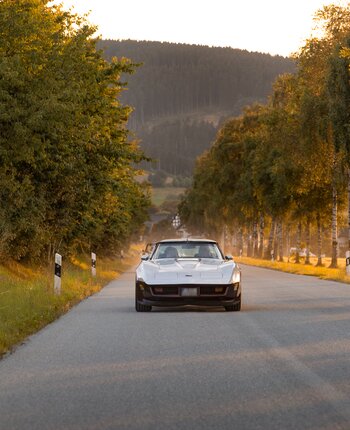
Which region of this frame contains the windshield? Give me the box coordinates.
[153,242,222,259]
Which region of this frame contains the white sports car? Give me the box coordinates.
[135,238,241,312]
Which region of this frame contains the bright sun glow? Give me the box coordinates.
[53,0,346,56]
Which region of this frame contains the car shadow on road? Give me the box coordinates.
[102,305,228,313]
[147,306,226,312]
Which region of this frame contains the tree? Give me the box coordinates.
[180,3,350,269]
[296,4,350,267]
[0,0,150,260]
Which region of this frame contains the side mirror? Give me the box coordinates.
[141,253,150,261]
[225,255,233,261]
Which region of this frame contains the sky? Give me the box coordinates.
[54,0,346,57]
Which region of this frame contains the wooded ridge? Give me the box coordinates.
[99,40,295,175]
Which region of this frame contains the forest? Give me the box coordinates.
[98,40,295,176]
[179,4,350,268]
[0,0,150,261]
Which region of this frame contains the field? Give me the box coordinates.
[151,187,186,207]
[0,248,140,357]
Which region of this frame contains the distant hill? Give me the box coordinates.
[99,40,295,176]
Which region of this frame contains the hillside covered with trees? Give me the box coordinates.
[99,40,295,176]
[179,4,350,268]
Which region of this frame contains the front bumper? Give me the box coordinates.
[136,281,241,308]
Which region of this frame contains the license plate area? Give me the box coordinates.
[181,287,198,297]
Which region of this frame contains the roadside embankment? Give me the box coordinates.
[235,256,350,284]
[0,246,140,358]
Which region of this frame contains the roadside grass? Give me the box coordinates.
[0,246,140,358]
[235,256,350,284]
[151,187,185,207]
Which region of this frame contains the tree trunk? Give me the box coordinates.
[286,224,290,262]
[348,168,350,251]
[247,226,253,257]
[273,237,278,262]
[265,218,275,260]
[247,239,252,257]
[277,220,283,262]
[305,219,311,265]
[295,221,302,264]
[330,184,338,268]
[316,213,323,267]
[258,214,264,258]
[220,228,225,256]
[238,227,243,256]
[253,219,259,257]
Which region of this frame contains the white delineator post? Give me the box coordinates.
[54,253,62,295]
[346,251,350,276]
[91,252,96,277]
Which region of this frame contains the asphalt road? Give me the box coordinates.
[2,264,350,430]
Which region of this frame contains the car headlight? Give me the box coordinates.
[230,269,240,284]
[136,279,147,291]
[232,282,240,291]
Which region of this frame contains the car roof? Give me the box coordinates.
[157,238,217,244]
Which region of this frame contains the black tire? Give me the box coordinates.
[135,301,152,312]
[135,296,152,312]
[225,299,241,312]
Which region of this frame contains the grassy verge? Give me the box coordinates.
[235,256,350,284]
[0,246,140,358]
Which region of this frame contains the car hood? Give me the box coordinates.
[137,258,237,285]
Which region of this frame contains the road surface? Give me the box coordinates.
[1,264,350,430]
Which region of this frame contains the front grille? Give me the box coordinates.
[151,286,179,296]
[150,285,228,297]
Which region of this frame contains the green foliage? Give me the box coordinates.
[173,176,192,188]
[0,0,150,260]
[180,3,350,265]
[99,39,295,124]
[180,105,267,234]
[140,119,217,176]
[327,43,350,158]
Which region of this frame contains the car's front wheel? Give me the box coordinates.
[225,299,241,312]
[135,286,152,312]
[135,300,152,312]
